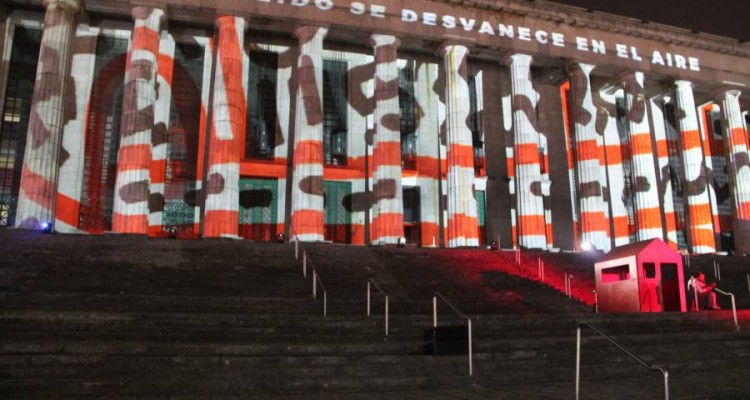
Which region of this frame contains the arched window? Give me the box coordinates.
[78,36,128,232]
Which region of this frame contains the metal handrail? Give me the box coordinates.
[367,279,389,337]
[576,322,669,400]
[292,235,327,317]
[432,292,473,376]
[691,278,739,332]
[714,287,739,331]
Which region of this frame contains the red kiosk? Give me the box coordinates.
[594,239,687,313]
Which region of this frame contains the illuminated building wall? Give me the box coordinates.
[1,0,749,254]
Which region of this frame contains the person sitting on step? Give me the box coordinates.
[689,272,721,310]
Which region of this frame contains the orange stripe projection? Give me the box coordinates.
[580,211,607,231]
[682,130,702,151]
[150,159,167,183]
[112,213,148,233]
[518,215,546,236]
[293,140,324,166]
[157,53,174,85]
[20,165,55,211]
[117,145,153,171]
[372,213,405,237]
[55,193,80,229]
[515,143,541,165]
[629,133,654,156]
[635,207,664,230]
[447,143,474,167]
[372,142,402,167]
[203,210,239,237]
[291,209,325,234]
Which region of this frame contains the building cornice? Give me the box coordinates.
[461,0,750,58]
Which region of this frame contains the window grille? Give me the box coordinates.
[615,96,636,242]
[163,43,204,234]
[0,27,41,227]
[664,103,687,249]
[246,50,278,159]
[399,65,417,169]
[323,59,348,165]
[468,69,485,175]
[78,35,128,231]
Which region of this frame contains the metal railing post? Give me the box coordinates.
[295,237,299,260]
[468,319,473,376]
[717,262,721,281]
[538,258,541,279]
[575,325,581,400]
[577,322,669,399]
[312,269,317,299]
[747,273,750,294]
[323,290,327,316]
[433,296,437,328]
[367,281,371,316]
[303,251,307,277]
[714,260,721,281]
[731,294,738,331]
[385,295,389,337]
[432,293,473,376]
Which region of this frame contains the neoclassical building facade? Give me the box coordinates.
[1,0,749,254]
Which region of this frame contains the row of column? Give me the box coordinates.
[567,63,750,254]
[12,2,749,253]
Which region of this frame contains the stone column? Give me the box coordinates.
[567,62,610,252]
[442,43,479,248]
[111,7,166,234]
[290,26,327,242]
[674,81,716,253]
[55,25,99,233]
[596,88,630,247]
[716,89,750,255]
[203,16,249,238]
[369,34,404,245]
[15,0,81,229]
[147,37,176,237]
[620,71,663,241]
[506,53,545,249]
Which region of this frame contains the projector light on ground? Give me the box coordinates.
[397,237,406,247]
[580,241,592,251]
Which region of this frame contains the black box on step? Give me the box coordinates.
[424,325,468,355]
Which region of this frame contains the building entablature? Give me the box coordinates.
[5,0,750,92]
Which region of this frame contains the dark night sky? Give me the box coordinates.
[543,0,750,42]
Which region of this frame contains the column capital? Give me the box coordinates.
[565,61,595,77]
[214,15,249,32]
[615,70,644,86]
[43,0,81,13]
[294,25,328,44]
[368,33,400,50]
[502,52,532,68]
[438,41,470,58]
[713,88,742,102]
[673,80,693,91]
[131,6,166,25]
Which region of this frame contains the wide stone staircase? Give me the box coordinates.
[1,230,749,399]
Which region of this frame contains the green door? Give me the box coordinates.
[324,180,351,243]
[239,178,278,242]
[476,190,486,246]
